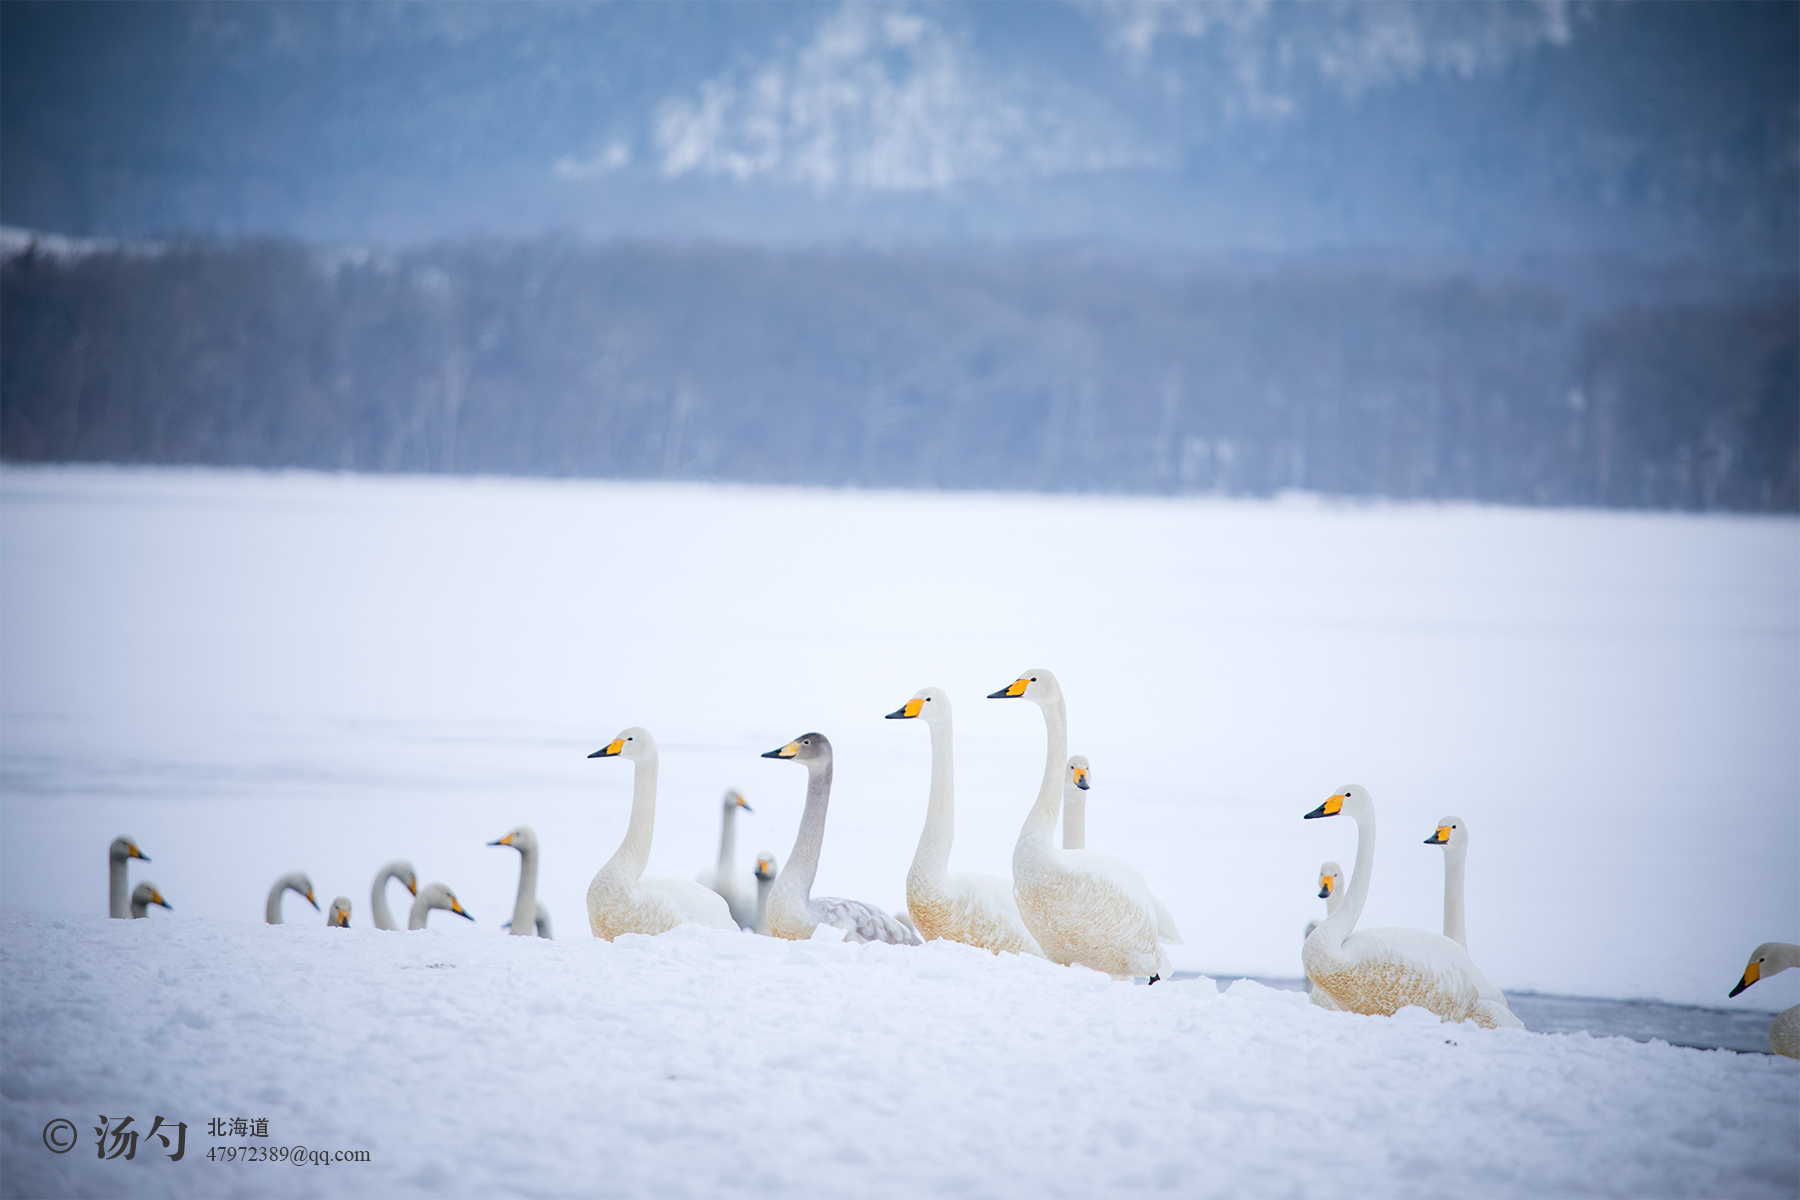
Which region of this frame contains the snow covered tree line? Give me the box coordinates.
[2,237,1794,511]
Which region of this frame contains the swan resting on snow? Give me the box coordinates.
[370,861,419,931]
[129,882,170,919]
[490,825,552,938]
[1062,756,1091,850]
[695,789,758,929]
[991,670,1181,981]
[1302,786,1522,1028]
[587,728,737,939]
[327,897,352,928]
[888,687,1042,956]
[265,872,321,924]
[1304,861,1345,1009]
[109,836,150,919]
[753,852,778,936]
[762,733,921,945]
[1728,942,1800,1059]
[408,883,473,930]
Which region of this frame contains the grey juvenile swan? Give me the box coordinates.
[762,733,920,945]
[266,872,321,924]
[129,882,171,918]
[695,789,758,929]
[109,836,151,919]
[1061,756,1091,849]
[370,861,419,931]
[409,882,473,930]
[490,825,553,938]
[327,897,352,928]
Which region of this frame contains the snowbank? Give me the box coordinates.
[2,914,1794,1199]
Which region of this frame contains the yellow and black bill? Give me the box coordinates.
[305,889,320,910]
[1304,793,1346,820]
[886,698,924,720]
[488,833,515,846]
[736,793,754,811]
[589,737,626,758]
[1424,826,1451,845]
[151,890,170,909]
[406,877,418,896]
[451,897,474,921]
[762,740,801,760]
[130,844,149,862]
[1073,766,1090,790]
[1730,962,1760,997]
[1317,877,1333,899]
[987,678,1029,699]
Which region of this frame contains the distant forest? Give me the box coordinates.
[2,237,1795,511]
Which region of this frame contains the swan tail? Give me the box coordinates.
[1150,893,1183,945]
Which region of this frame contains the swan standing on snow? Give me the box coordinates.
[408,883,473,929]
[695,790,757,929]
[1423,817,1472,949]
[370,861,419,931]
[489,826,552,938]
[990,670,1181,981]
[1301,786,1522,1028]
[129,882,171,918]
[1728,942,1800,1059]
[888,688,1043,956]
[265,872,321,924]
[1061,756,1091,850]
[753,852,778,936]
[762,733,921,945]
[327,897,352,927]
[109,836,150,919]
[587,728,737,939]
[1304,862,1345,1009]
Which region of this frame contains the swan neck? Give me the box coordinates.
[717,802,738,874]
[109,856,129,919]
[600,754,660,887]
[1442,841,1468,950]
[908,718,955,892]
[1322,806,1376,942]
[1062,783,1085,850]
[510,842,539,935]
[407,892,431,930]
[775,759,832,908]
[1021,696,1067,848]
[371,868,397,931]
[265,879,287,924]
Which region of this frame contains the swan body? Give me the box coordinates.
[762,733,921,946]
[1305,861,1345,1009]
[370,861,418,931]
[108,836,149,919]
[1729,942,1800,1059]
[265,872,320,924]
[992,670,1180,981]
[327,897,352,928]
[1062,756,1091,850]
[586,728,737,939]
[408,883,473,930]
[1301,786,1522,1029]
[490,825,551,938]
[695,789,758,929]
[1424,816,1471,949]
[753,852,778,936]
[889,688,1043,957]
[129,882,170,918]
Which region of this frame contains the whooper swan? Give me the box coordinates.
[1423,816,1472,950]
[490,826,553,938]
[129,882,171,919]
[1728,942,1800,1059]
[266,872,321,924]
[1061,756,1091,850]
[327,897,352,928]
[109,836,150,919]
[370,861,419,931]
[753,852,779,936]
[409,883,473,930]
[695,789,758,929]
[1304,861,1345,1009]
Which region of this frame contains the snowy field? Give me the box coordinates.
[1,466,1797,1196]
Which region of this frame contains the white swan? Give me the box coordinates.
[327,897,352,928]
[761,733,921,945]
[695,789,758,929]
[1729,942,1800,1059]
[1301,785,1522,1028]
[490,826,552,938]
[129,882,170,919]
[888,688,1043,957]
[991,670,1181,981]
[265,872,321,924]
[1061,756,1091,850]
[1423,816,1471,949]
[753,852,778,936]
[370,861,418,931]
[586,727,737,939]
[108,836,150,919]
[408,882,473,930]
[1304,861,1345,1009]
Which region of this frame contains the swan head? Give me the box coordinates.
[389,862,419,897]
[754,852,778,882]
[886,686,950,724]
[1317,861,1343,900]
[1067,755,1091,791]
[589,726,656,763]
[987,669,1061,705]
[1424,816,1467,849]
[327,897,352,927]
[420,883,473,921]
[1730,942,1794,997]
[762,732,830,766]
[721,789,752,813]
[282,872,321,910]
[130,882,170,913]
[1304,784,1372,820]
[110,835,149,864]
[488,825,539,853]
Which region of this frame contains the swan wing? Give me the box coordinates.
[920,872,1045,957]
[642,877,738,931]
[1321,926,1519,1025]
[813,896,923,946]
[1149,891,1184,945]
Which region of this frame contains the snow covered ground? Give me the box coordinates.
[3,914,1796,1200]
